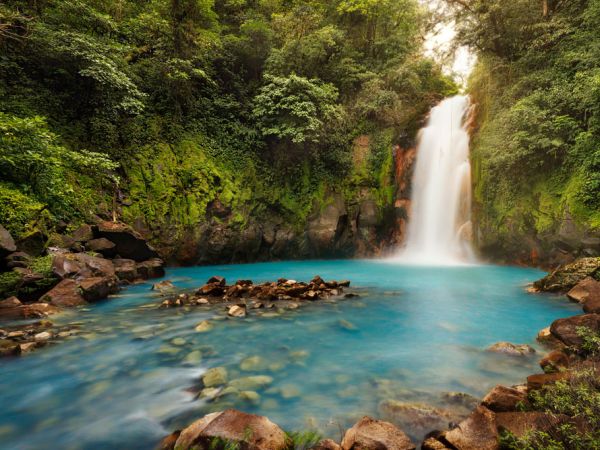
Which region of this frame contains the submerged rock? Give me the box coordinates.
[341,416,416,450]
[228,375,273,391]
[202,367,228,388]
[195,321,214,333]
[486,342,535,356]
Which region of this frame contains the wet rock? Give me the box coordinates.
[311,439,342,450]
[526,372,569,391]
[550,313,600,346]
[239,390,261,403]
[339,319,358,331]
[228,375,273,391]
[19,342,37,354]
[240,356,266,372]
[34,331,52,342]
[421,437,451,450]
[228,304,246,318]
[443,406,498,450]
[79,277,119,302]
[136,258,165,279]
[0,225,17,258]
[481,386,527,412]
[152,280,175,292]
[200,387,222,401]
[534,257,600,292]
[536,326,561,347]
[539,350,570,373]
[486,342,535,356]
[41,279,86,307]
[195,321,214,333]
[96,221,159,261]
[441,392,480,411]
[158,430,180,450]
[341,416,416,450]
[207,276,226,286]
[86,238,117,257]
[174,409,287,450]
[183,350,202,365]
[0,339,20,356]
[113,259,138,282]
[202,367,228,388]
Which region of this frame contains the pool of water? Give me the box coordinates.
[0,260,578,449]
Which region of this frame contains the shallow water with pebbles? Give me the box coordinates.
[0,260,579,449]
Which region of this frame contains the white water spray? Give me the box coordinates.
[397,95,475,265]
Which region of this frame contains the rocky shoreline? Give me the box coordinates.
[0,221,165,357]
[159,257,600,450]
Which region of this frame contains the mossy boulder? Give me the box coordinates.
[534,257,600,292]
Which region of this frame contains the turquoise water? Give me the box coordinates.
[0,260,578,449]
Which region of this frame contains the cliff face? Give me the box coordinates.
[121,134,416,265]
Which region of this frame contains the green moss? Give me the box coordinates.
[0,183,47,239]
[0,270,21,298]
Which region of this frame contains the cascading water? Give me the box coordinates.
[398,95,475,265]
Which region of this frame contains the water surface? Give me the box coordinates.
[0,260,578,449]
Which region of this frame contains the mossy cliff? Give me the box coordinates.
[118,129,412,264]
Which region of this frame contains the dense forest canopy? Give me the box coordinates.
[445,0,600,260]
[0,0,455,242]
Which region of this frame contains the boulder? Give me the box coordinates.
[40,279,86,307]
[341,416,415,450]
[74,253,115,278]
[486,342,535,356]
[539,350,570,373]
[96,221,159,261]
[5,251,31,269]
[526,372,569,391]
[16,229,45,256]
[0,225,17,257]
[79,277,118,302]
[86,238,117,257]
[174,409,287,450]
[0,339,20,356]
[136,258,165,279]
[72,224,95,242]
[443,406,498,450]
[158,431,180,450]
[481,386,527,412]
[113,259,138,282]
[52,254,83,279]
[421,437,451,450]
[550,314,600,346]
[567,277,600,313]
[0,296,22,308]
[534,257,600,292]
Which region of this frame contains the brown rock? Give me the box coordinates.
[41,279,86,307]
[378,400,454,438]
[174,409,287,450]
[24,303,60,317]
[113,259,138,282]
[481,386,527,412]
[539,350,570,373]
[86,238,117,257]
[311,439,342,450]
[0,296,22,308]
[228,304,246,318]
[550,314,600,346]
[421,437,451,450]
[157,430,180,450]
[52,254,83,279]
[79,277,118,302]
[526,372,569,391]
[207,276,226,286]
[444,406,498,450]
[74,253,115,278]
[96,221,159,261]
[72,224,95,242]
[341,416,416,450]
[0,225,17,257]
[136,258,165,279]
[0,339,20,356]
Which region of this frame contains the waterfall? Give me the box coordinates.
[397,95,475,265]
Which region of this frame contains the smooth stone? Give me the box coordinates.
[33,332,52,342]
[195,321,213,333]
[486,342,536,356]
[240,355,267,372]
[481,385,527,412]
[171,337,186,346]
[183,350,203,366]
[200,387,221,400]
[202,367,228,388]
[239,390,261,404]
[228,305,246,318]
[339,319,358,331]
[279,384,301,399]
[341,416,415,450]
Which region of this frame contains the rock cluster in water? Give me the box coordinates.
[0,221,165,357]
[159,275,353,311]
